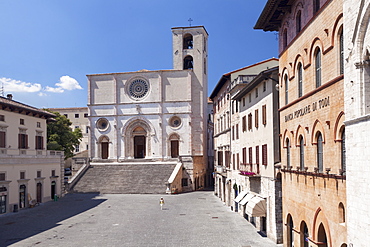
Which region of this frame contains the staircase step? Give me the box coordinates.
[71,163,177,194]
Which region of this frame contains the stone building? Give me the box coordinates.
[256,0,346,246]
[48,107,89,154]
[0,95,64,214]
[85,26,209,193]
[232,66,282,243]
[210,58,281,243]
[343,0,370,245]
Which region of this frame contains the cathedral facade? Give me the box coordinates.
[87,26,209,192]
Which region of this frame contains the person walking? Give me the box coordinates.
[159,197,165,210]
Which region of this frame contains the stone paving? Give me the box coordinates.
[0,191,280,247]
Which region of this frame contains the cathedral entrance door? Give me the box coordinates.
[171,140,179,158]
[134,136,146,158]
[101,142,109,159]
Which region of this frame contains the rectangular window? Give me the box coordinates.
[20,171,25,179]
[0,115,4,121]
[256,146,259,164]
[182,178,188,187]
[236,124,239,139]
[51,170,56,177]
[75,114,79,118]
[262,144,268,165]
[242,116,246,132]
[84,113,88,118]
[37,171,41,178]
[18,134,28,149]
[243,98,245,107]
[233,153,235,169]
[86,127,89,133]
[35,136,43,150]
[0,173,5,181]
[262,105,267,125]
[249,94,251,103]
[255,88,258,98]
[248,113,252,130]
[236,153,240,170]
[255,109,259,128]
[0,131,5,148]
[64,114,68,118]
[75,145,80,153]
[235,101,239,112]
[232,126,235,140]
[20,118,24,125]
[248,147,253,164]
[37,122,41,128]
[263,81,266,92]
[75,126,79,129]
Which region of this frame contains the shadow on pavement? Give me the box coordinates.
[0,193,105,247]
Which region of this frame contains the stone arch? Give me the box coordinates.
[308,38,324,66]
[330,14,343,48]
[311,120,325,144]
[183,55,193,70]
[295,125,306,146]
[122,117,155,159]
[299,220,309,247]
[312,207,332,246]
[280,67,290,93]
[292,54,305,77]
[282,129,293,148]
[183,33,193,49]
[334,111,345,141]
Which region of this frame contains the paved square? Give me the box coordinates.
[0,191,279,247]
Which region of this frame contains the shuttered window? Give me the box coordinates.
[262,144,267,166]
[0,131,5,148]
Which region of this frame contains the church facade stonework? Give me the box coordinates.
[87,26,209,192]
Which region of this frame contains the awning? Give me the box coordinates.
[240,193,255,206]
[234,191,248,203]
[245,196,266,217]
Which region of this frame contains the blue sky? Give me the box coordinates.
[0,1,277,108]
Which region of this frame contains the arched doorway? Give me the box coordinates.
[19,185,26,209]
[133,126,146,159]
[98,135,110,159]
[317,223,328,247]
[169,134,180,158]
[287,214,294,247]
[51,181,56,200]
[36,182,42,203]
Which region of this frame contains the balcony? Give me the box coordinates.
[239,163,260,176]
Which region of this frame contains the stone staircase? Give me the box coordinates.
[70,162,177,194]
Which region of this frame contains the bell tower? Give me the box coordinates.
[171,25,209,170]
[171,26,208,89]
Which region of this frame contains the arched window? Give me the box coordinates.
[300,221,309,247]
[183,55,193,70]
[287,215,294,247]
[315,48,322,88]
[317,223,328,247]
[317,132,323,173]
[283,29,288,49]
[339,202,345,223]
[299,135,305,170]
[285,75,289,105]
[314,0,320,14]
[298,63,303,97]
[339,30,344,75]
[286,138,291,168]
[296,11,302,34]
[341,129,346,174]
[183,33,193,49]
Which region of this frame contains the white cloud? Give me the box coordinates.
[38,92,47,97]
[45,86,64,93]
[56,75,83,90]
[0,77,42,93]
